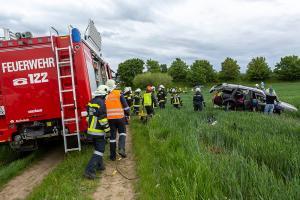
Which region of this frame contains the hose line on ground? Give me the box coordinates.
[115,157,139,181]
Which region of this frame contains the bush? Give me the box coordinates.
[117,58,145,86]
[168,58,189,83]
[274,55,300,81]
[246,57,272,81]
[188,59,217,85]
[133,72,173,88]
[219,57,240,81]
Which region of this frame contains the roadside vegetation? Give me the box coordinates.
[117,55,300,89]
[131,82,300,199]
[0,82,298,199]
[26,145,98,200]
[0,145,44,189]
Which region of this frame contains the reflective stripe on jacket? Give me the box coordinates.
[133,94,141,107]
[172,96,180,105]
[106,90,125,119]
[87,97,110,135]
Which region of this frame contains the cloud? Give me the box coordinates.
[1,0,300,72]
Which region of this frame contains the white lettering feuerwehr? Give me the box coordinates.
[1,57,55,73]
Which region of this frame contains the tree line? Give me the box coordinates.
[117,56,300,87]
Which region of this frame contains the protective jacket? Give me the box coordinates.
[106,90,130,119]
[193,92,204,105]
[171,94,182,105]
[124,92,133,107]
[143,92,157,107]
[133,94,142,107]
[87,96,110,136]
[157,90,167,103]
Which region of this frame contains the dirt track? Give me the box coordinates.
[0,148,63,200]
[93,129,137,200]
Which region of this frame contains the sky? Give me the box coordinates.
[1,0,300,72]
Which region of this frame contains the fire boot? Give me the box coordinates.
[118,148,127,158]
[110,142,116,161]
[96,158,106,171]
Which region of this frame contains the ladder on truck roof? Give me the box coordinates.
[55,45,81,153]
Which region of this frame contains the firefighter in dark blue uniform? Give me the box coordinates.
[193,87,205,111]
[84,85,110,179]
[157,85,167,109]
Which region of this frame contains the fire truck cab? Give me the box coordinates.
[0,20,113,152]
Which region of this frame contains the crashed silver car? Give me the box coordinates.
[209,83,298,113]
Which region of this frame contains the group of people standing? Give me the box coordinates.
[122,85,187,117]
[255,82,278,114]
[84,79,129,179]
[84,81,206,179]
[122,85,206,115]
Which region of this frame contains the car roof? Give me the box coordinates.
[210,83,265,95]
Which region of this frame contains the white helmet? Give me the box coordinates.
[255,84,259,88]
[171,88,176,93]
[124,87,131,93]
[159,85,165,89]
[93,85,109,96]
[106,79,116,91]
[195,87,201,92]
[135,88,141,93]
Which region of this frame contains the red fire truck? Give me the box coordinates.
[0,20,113,152]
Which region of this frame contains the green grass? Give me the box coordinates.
[0,145,43,189]
[131,82,300,200]
[26,145,99,200]
[2,81,299,199]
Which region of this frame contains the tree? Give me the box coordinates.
[133,72,172,88]
[117,58,144,86]
[168,58,189,82]
[146,59,160,73]
[188,59,217,85]
[160,64,168,73]
[274,55,300,81]
[219,57,240,81]
[246,57,271,81]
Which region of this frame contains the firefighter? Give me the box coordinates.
[151,86,158,107]
[123,87,133,107]
[142,85,157,117]
[193,87,205,111]
[84,85,111,180]
[171,89,182,109]
[157,85,167,109]
[106,79,130,160]
[133,88,142,115]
